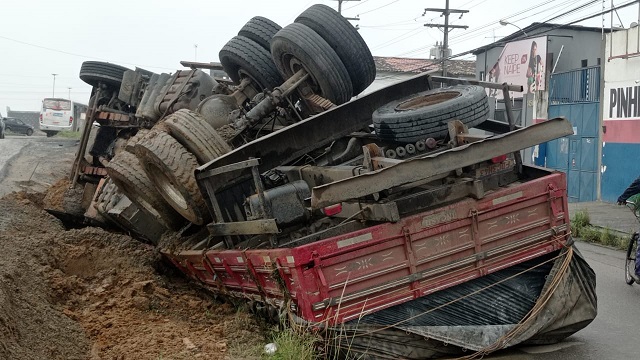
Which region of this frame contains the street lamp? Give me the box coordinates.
[499,20,527,36]
[68,87,72,100]
[51,73,58,97]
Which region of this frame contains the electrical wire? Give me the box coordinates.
[0,34,174,71]
[377,0,637,79]
[356,0,401,16]
[343,0,372,11]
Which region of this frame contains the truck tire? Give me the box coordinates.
[135,130,208,225]
[271,23,353,105]
[79,61,131,89]
[163,109,231,164]
[106,150,183,230]
[95,178,122,223]
[295,4,376,95]
[238,16,282,51]
[219,36,283,91]
[372,85,490,143]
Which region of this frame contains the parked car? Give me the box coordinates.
[0,117,5,139]
[3,117,34,136]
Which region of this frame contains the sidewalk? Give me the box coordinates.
[567,201,639,235]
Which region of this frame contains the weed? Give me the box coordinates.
[572,210,590,229]
[56,130,82,139]
[571,210,628,250]
[264,328,318,360]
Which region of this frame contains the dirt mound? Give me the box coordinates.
[0,191,265,360]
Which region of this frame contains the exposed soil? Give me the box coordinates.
[0,190,265,360]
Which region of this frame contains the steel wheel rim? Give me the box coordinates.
[147,161,190,213]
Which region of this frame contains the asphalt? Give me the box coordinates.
[568,201,639,235]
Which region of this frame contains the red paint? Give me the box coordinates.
[164,172,570,325]
[603,119,640,143]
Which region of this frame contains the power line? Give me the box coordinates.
[357,0,402,16]
[380,0,638,79]
[0,34,174,71]
[423,0,469,76]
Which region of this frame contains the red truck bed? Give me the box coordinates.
[166,168,568,325]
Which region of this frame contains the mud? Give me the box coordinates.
[0,191,265,360]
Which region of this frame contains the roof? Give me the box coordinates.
[6,108,40,125]
[374,56,476,77]
[471,22,610,54]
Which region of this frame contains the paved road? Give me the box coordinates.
[0,135,78,196]
[477,241,640,359]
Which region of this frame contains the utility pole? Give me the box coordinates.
[51,73,58,97]
[68,87,72,100]
[332,0,360,21]
[424,1,468,76]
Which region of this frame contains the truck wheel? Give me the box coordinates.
[96,178,122,223]
[219,36,283,91]
[106,150,183,230]
[271,23,353,105]
[135,130,208,225]
[238,16,282,51]
[162,109,231,164]
[373,85,490,143]
[295,4,375,95]
[79,61,131,89]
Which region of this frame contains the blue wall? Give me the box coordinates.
[601,142,640,202]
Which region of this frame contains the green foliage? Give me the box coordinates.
[571,210,627,250]
[264,329,318,360]
[56,130,82,139]
[572,210,590,229]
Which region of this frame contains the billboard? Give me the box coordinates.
[486,36,547,99]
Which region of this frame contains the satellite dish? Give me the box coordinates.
[631,22,638,28]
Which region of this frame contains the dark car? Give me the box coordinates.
[0,117,5,139]
[3,117,34,136]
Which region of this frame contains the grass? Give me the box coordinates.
[571,210,628,250]
[263,329,318,360]
[55,130,82,139]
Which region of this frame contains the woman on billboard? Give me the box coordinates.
[526,41,544,93]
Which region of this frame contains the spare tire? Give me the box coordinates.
[135,130,208,225]
[79,61,130,89]
[219,36,283,91]
[373,85,489,143]
[238,16,282,51]
[295,4,376,95]
[106,150,183,230]
[162,109,231,164]
[271,23,353,105]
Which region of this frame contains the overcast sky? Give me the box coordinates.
[1,0,638,113]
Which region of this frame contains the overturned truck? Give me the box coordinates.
[56,4,596,359]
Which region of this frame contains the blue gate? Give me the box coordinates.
[545,67,600,203]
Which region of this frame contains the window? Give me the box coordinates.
[581,59,588,67]
[597,58,601,65]
[43,99,71,111]
[479,71,485,81]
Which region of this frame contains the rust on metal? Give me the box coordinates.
[310,117,573,209]
[207,219,279,236]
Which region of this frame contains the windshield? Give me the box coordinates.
[43,99,71,111]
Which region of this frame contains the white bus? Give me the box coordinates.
[39,98,87,137]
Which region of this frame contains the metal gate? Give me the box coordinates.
[544,67,600,203]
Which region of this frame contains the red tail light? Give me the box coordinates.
[491,154,508,163]
[322,204,343,216]
[69,116,73,125]
[39,114,43,123]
